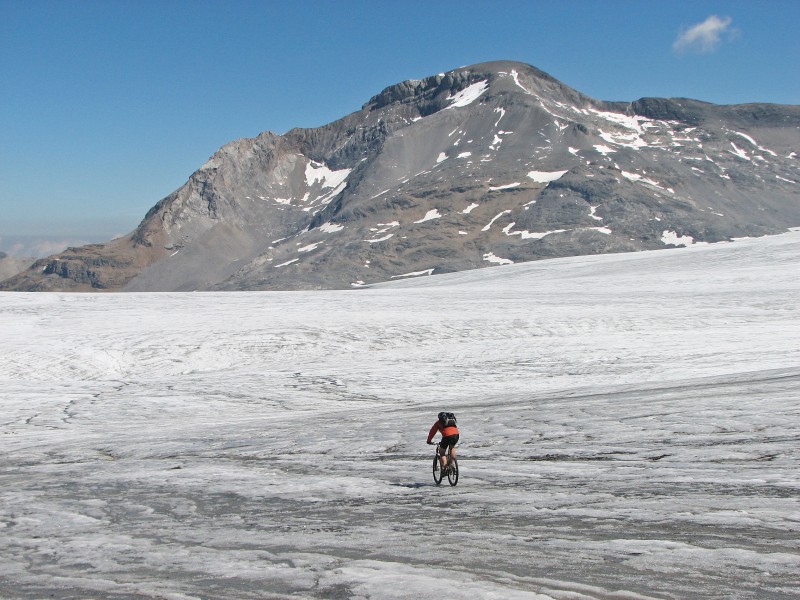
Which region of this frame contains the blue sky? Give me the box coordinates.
[1,0,798,257]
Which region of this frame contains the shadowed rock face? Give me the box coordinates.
[4,60,799,292]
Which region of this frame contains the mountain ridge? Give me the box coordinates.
[3,60,798,291]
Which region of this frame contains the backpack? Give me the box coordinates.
[439,412,457,428]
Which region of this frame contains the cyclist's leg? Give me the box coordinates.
[441,436,454,469]
[448,434,459,465]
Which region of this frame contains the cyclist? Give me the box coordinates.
[427,412,459,472]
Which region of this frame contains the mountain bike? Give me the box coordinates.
[432,442,459,486]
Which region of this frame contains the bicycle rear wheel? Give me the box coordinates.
[432,455,443,484]
[447,458,458,486]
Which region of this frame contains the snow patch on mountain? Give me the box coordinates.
[391,268,435,279]
[662,230,696,246]
[482,210,512,231]
[483,252,513,264]
[622,171,666,190]
[503,225,567,240]
[305,161,352,189]
[493,107,506,127]
[589,108,643,132]
[274,258,299,268]
[528,170,568,183]
[508,69,531,95]
[728,143,751,161]
[415,210,442,224]
[588,226,612,235]
[446,80,489,109]
[365,234,394,244]
[599,129,649,149]
[489,182,521,191]
[594,144,616,155]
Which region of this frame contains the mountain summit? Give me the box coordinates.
[4,60,799,291]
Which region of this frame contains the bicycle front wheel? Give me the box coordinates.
[433,455,443,484]
[447,458,458,486]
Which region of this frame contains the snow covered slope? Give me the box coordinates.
[1,232,799,598]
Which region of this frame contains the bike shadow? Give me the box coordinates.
[391,482,436,488]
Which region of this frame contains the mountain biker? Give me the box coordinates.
[427,412,459,472]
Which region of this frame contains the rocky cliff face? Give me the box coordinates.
[3,60,799,291]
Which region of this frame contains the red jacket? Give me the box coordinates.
[427,420,459,443]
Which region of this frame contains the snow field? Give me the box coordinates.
[1,231,799,598]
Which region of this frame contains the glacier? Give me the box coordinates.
[1,231,799,598]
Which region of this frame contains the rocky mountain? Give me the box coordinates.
[3,60,799,292]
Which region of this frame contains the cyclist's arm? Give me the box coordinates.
[426,422,441,444]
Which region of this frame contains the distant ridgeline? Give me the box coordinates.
[3,60,799,292]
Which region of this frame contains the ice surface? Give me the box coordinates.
[2,231,800,599]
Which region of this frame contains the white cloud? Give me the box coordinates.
[673,15,735,54]
[0,237,92,258]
